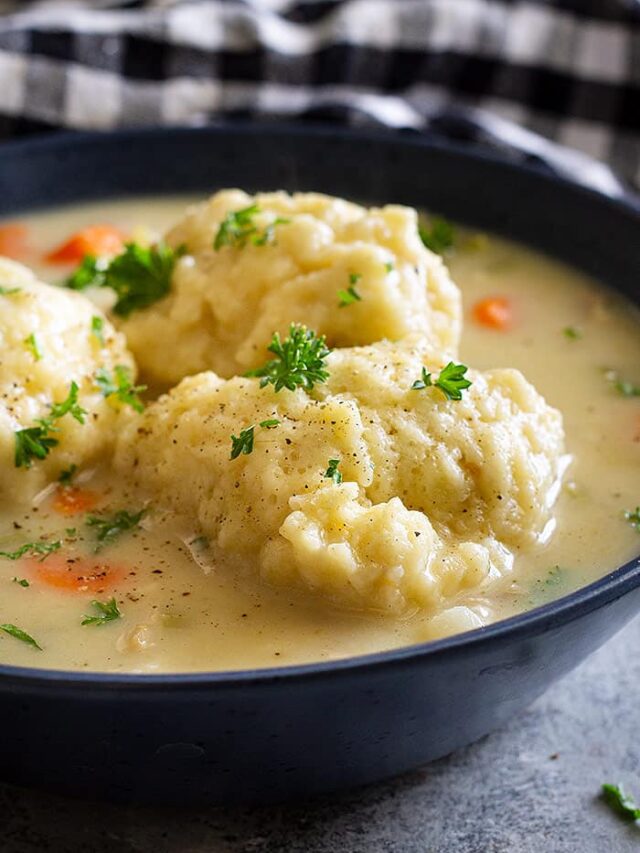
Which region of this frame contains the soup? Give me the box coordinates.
[0,194,638,672]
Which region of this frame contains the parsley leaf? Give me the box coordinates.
[604,368,640,398]
[0,623,41,650]
[419,216,455,255]
[563,326,583,340]
[213,206,289,250]
[624,507,640,532]
[338,274,362,308]
[14,426,59,468]
[58,464,77,485]
[86,509,145,551]
[230,426,255,460]
[48,381,86,424]
[245,324,330,392]
[259,418,280,429]
[602,783,640,822]
[411,362,472,401]
[24,333,43,361]
[0,540,62,561]
[95,365,146,413]
[0,285,20,296]
[12,577,29,588]
[324,459,342,484]
[66,242,183,317]
[91,315,105,346]
[81,597,122,627]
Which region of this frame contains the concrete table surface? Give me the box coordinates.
[2,616,640,853]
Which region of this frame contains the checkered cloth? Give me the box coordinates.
[0,0,638,195]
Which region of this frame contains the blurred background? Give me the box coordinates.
[0,0,638,192]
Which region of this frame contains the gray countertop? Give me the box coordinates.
[2,617,640,853]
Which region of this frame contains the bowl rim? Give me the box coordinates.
[0,122,639,689]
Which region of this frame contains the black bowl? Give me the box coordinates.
[0,125,638,806]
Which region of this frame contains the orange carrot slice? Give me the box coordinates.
[52,486,101,516]
[0,223,29,260]
[46,225,124,265]
[472,296,513,330]
[26,554,125,594]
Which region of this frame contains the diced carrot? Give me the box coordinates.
[472,296,512,330]
[25,555,125,594]
[52,486,101,516]
[0,223,29,260]
[45,225,125,265]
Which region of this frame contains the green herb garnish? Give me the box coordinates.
[214,205,288,250]
[411,362,472,401]
[81,597,122,627]
[95,365,146,413]
[230,426,255,460]
[324,459,342,484]
[58,464,77,485]
[0,540,62,561]
[419,216,455,255]
[24,333,43,361]
[0,285,20,296]
[624,507,640,532]
[563,326,582,340]
[604,368,640,398]
[384,261,394,273]
[338,274,363,307]
[259,418,280,429]
[91,315,105,346]
[245,324,330,392]
[0,623,41,649]
[14,382,87,468]
[66,242,183,317]
[86,509,145,551]
[602,783,640,822]
[12,577,29,588]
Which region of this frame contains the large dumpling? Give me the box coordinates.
[114,335,565,615]
[117,190,462,385]
[0,258,137,504]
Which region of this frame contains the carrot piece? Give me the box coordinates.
[472,296,513,330]
[52,486,101,516]
[25,555,125,594]
[0,223,29,260]
[45,225,125,265]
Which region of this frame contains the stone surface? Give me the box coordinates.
[2,617,640,852]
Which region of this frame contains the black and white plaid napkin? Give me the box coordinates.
[0,0,638,196]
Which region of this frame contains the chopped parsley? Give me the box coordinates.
[0,623,41,650]
[91,315,105,346]
[213,205,289,250]
[602,783,640,822]
[419,216,455,255]
[324,458,342,484]
[14,382,87,468]
[24,333,43,361]
[230,426,255,460]
[95,365,146,413]
[0,285,20,296]
[624,507,640,532]
[385,261,394,273]
[12,577,29,588]
[58,464,77,485]
[259,418,280,429]
[245,324,330,392]
[563,326,582,340]
[0,540,62,561]
[604,368,640,398]
[86,509,145,551]
[81,597,122,627]
[338,274,363,307]
[66,242,183,317]
[411,362,472,401]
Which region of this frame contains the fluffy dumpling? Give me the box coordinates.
[114,336,565,615]
[117,190,462,384]
[0,258,137,504]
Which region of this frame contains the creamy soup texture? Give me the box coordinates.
[0,195,638,673]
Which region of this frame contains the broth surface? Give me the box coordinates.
[1,196,639,672]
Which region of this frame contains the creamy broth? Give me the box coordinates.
[0,196,638,672]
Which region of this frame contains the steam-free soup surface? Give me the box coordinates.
[0,197,638,672]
